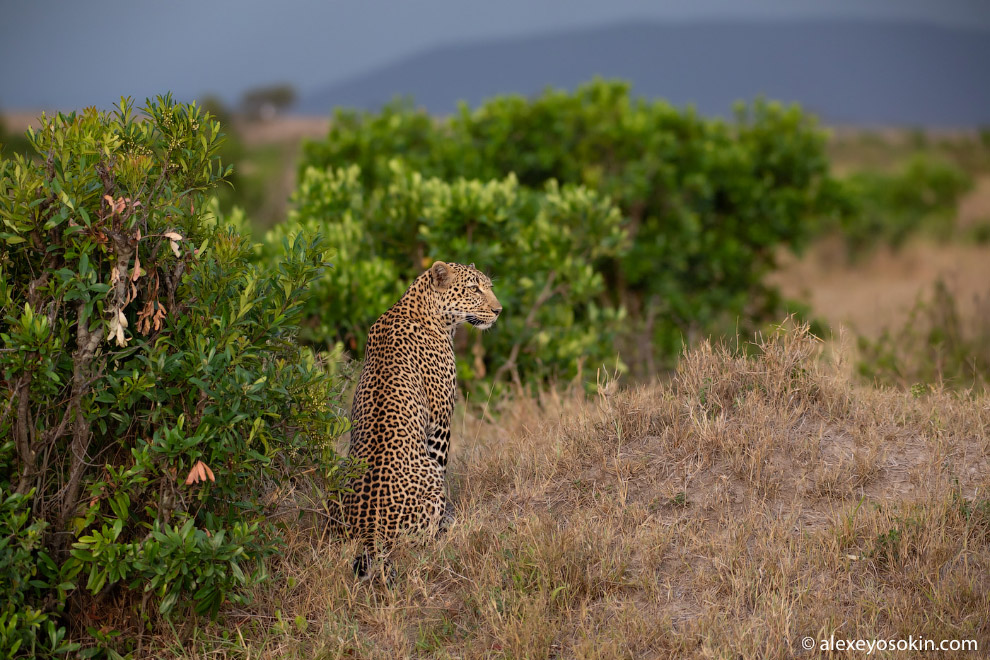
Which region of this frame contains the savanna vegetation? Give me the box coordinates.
[1,81,988,658]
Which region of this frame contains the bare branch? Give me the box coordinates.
[56,302,105,554]
[493,271,563,384]
[13,374,36,495]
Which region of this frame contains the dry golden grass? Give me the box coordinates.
[158,323,989,659]
[770,237,990,339]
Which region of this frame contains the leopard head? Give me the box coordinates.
[430,261,502,330]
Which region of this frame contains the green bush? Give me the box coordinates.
[839,153,972,257]
[0,98,350,656]
[300,80,848,371]
[270,160,626,388]
[0,491,75,657]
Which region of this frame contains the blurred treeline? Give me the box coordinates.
[3,80,989,391]
[289,81,844,387]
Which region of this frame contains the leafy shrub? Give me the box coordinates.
[839,154,972,257]
[0,98,350,656]
[300,80,848,371]
[857,279,990,389]
[269,160,626,388]
[0,491,75,657]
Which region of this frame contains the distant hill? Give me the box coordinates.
[299,20,990,126]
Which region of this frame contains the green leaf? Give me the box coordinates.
[0,233,26,244]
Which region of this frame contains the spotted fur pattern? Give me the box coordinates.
[334,261,501,579]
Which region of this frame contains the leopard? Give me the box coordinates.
[332,261,502,580]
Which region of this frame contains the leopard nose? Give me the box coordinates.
[493,306,502,316]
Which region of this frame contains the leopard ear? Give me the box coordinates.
[469,262,475,270]
[431,261,451,290]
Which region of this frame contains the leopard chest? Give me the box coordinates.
[414,328,457,415]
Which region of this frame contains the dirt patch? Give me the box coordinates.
[235,116,330,147]
[958,175,990,229]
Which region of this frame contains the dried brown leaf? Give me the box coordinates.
[136,300,155,334]
[184,460,215,486]
[185,460,203,485]
[152,304,167,331]
[104,195,127,216]
[109,308,128,347]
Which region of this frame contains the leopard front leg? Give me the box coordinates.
[423,395,455,534]
[426,416,456,535]
[438,492,455,537]
[426,415,452,467]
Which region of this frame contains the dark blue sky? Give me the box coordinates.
[2,0,988,110]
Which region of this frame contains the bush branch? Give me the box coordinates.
[56,302,104,554]
[13,374,36,495]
